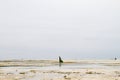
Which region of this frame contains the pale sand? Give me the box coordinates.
[0,60,120,80]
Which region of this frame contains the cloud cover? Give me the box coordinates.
[0,0,120,59]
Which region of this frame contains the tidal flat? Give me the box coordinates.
[0,60,120,80]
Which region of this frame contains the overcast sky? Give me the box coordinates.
[0,0,120,60]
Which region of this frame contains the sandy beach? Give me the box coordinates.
[0,60,120,80]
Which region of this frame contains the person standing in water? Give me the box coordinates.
[59,56,63,67]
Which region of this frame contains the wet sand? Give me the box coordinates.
[0,60,120,80]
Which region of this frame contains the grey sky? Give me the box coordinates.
[0,0,120,60]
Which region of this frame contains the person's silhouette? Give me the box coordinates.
[115,57,117,60]
[59,56,63,67]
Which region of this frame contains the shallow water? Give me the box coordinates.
[0,63,120,70]
[0,63,120,80]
